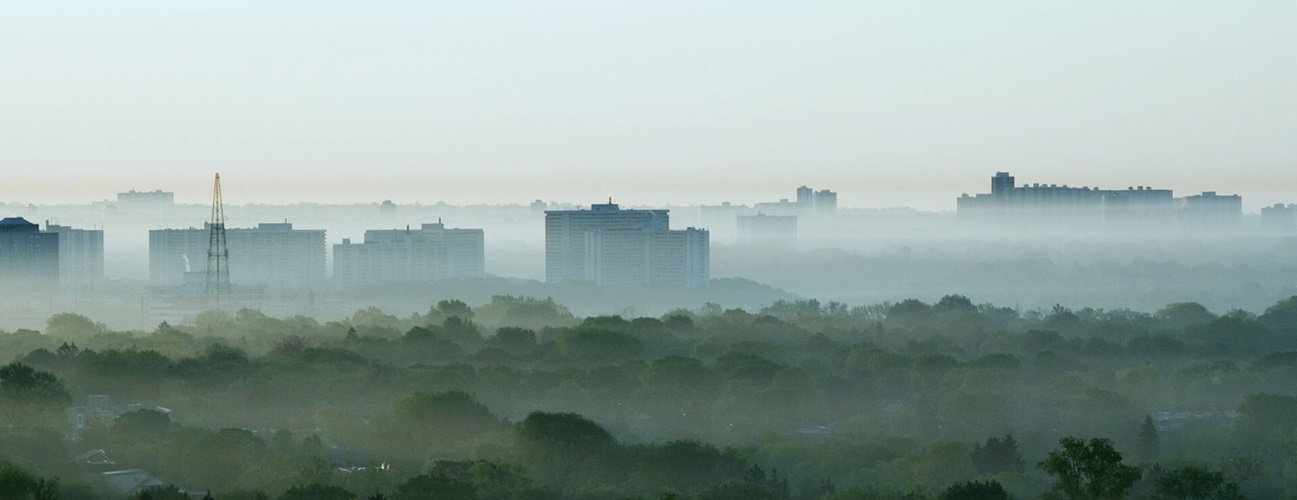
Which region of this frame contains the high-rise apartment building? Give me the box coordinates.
[1262,204,1296,232]
[1180,192,1243,229]
[0,217,59,287]
[46,223,104,286]
[794,186,837,215]
[585,227,710,288]
[545,203,668,283]
[150,222,326,289]
[813,189,838,215]
[333,222,485,288]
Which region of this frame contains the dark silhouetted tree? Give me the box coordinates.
[0,362,72,423]
[696,481,777,500]
[938,480,1009,500]
[970,434,1024,474]
[1039,437,1141,500]
[280,483,355,500]
[1155,465,1244,500]
[391,474,476,500]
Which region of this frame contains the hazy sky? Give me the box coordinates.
[2,2,1294,210]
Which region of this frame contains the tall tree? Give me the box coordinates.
[0,362,71,423]
[971,434,1025,474]
[1155,465,1244,500]
[1039,437,1141,500]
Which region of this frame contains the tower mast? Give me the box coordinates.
[206,173,231,306]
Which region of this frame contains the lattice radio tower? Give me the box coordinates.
[206,173,231,305]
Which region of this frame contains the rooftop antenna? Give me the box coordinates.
[206,173,231,306]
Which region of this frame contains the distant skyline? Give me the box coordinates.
[3,2,1294,210]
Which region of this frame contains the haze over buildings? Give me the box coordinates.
[333,222,485,288]
[0,217,60,288]
[585,226,710,288]
[149,222,326,289]
[46,223,105,286]
[545,203,709,288]
[958,172,1244,230]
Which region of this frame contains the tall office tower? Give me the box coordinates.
[150,222,327,289]
[333,222,485,288]
[813,189,838,214]
[45,224,105,286]
[585,227,710,288]
[796,186,814,209]
[990,171,1015,197]
[544,203,668,283]
[0,217,59,288]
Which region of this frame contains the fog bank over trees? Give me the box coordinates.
[3,293,1297,498]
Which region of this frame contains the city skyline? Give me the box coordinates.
[0,172,1286,213]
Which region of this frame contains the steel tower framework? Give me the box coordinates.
[206,173,231,305]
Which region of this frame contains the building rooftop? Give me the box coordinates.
[0,217,39,232]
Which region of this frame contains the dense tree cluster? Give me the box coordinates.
[2,293,1297,498]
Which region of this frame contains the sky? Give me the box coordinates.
[2,1,1294,210]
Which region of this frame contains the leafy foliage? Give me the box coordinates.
[1039,437,1141,500]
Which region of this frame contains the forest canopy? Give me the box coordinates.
[2,294,1295,498]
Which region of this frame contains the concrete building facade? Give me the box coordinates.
[0,217,59,287]
[149,222,326,289]
[545,203,668,283]
[585,227,710,288]
[1262,203,1296,232]
[1180,192,1243,229]
[46,223,105,286]
[333,222,485,288]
